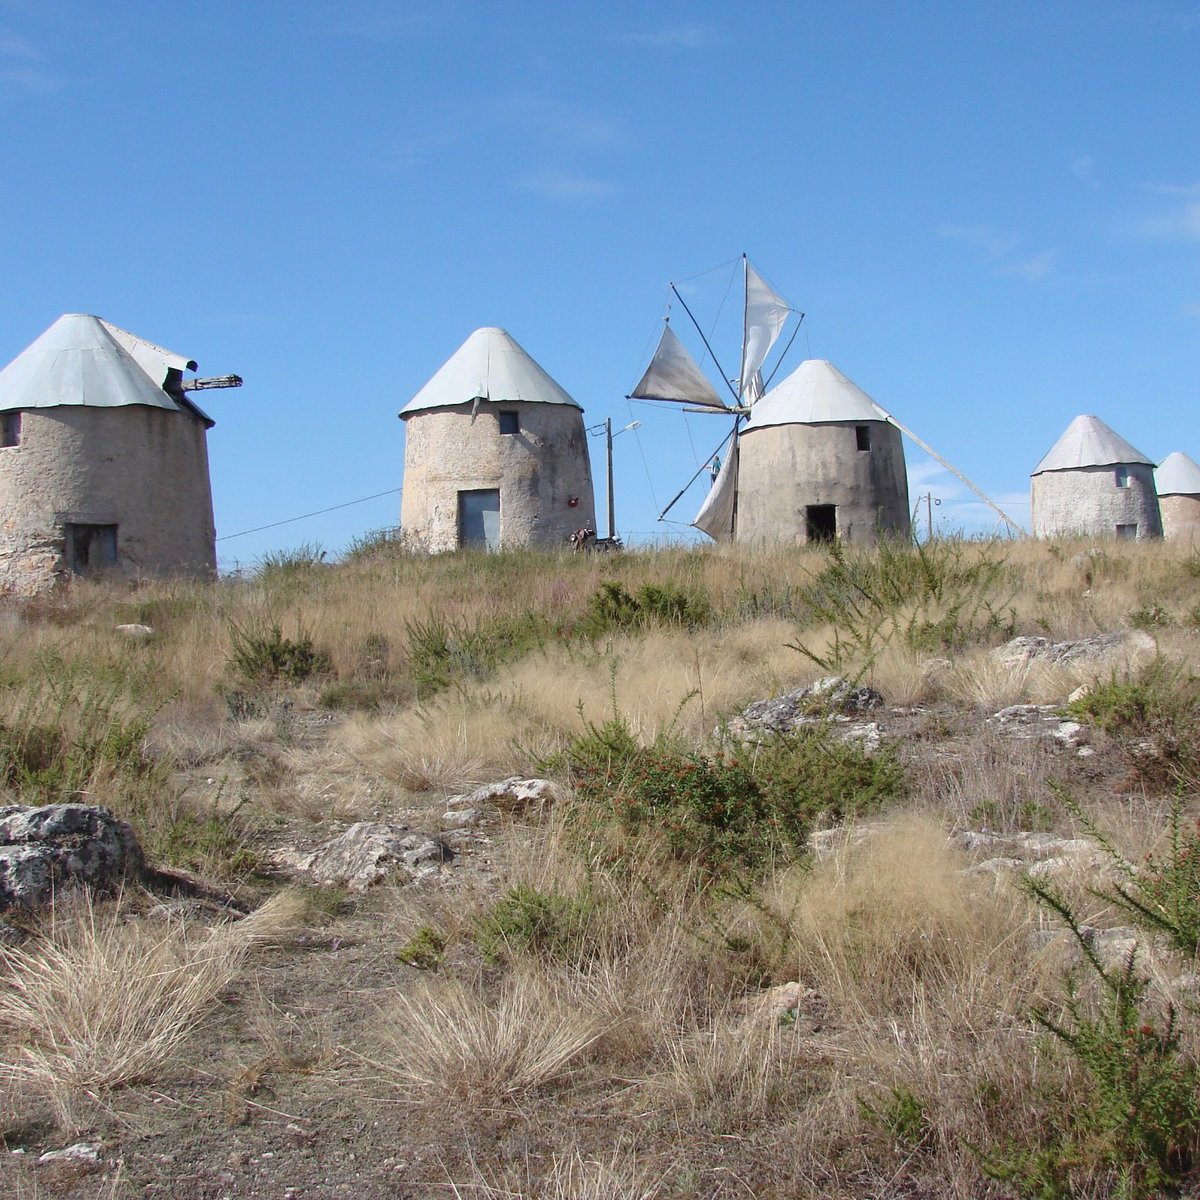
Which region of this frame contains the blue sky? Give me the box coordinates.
[1,0,1198,565]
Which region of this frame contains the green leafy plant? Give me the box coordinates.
[981,879,1200,1199]
[560,703,902,874]
[475,884,597,964]
[790,538,1016,673]
[397,926,447,970]
[1067,660,1200,788]
[227,622,334,685]
[584,579,710,634]
[859,1085,930,1152]
[404,611,548,695]
[1054,788,1200,956]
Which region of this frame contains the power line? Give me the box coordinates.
[216,488,401,541]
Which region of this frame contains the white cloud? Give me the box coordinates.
[937,224,1056,281]
[1127,199,1200,242]
[0,26,59,93]
[937,224,1020,260]
[1000,250,1059,281]
[490,94,625,149]
[516,170,617,202]
[1071,154,1101,190]
[616,24,715,48]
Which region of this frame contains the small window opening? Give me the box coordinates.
[855,425,871,451]
[64,524,118,574]
[1,412,20,448]
[1116,523,1138,541]
[1115,466,1130,488]
[805,504,838,544]
[498,411,520,435]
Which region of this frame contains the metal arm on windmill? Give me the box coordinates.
[182,374,243,391]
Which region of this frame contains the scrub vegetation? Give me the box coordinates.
[3,535,1200,1197]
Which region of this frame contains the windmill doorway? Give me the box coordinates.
[805,505,837,544]
[458,489,501,550]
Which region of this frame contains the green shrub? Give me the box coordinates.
[982,879,1200,1199]
[1068,660,1200,789]
[791,538,1016,672]
[227,622,334,685]
[561,708,902,873]
[397,926,447,970]
[859,1085,930,1152]
[0,668,156,804]
[404,611,548,695]
[343,527,409,562]
[584,579,710,635]
[475,884,597,964]
[257,543,327,580]
[1055,789,1200,957]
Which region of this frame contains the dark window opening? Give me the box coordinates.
[1115,466,1130,488]
[1116,523,1138,540]
[64,524,118,573]
[458,490,501,550]
[1,412,20,448]
[805,504,837,543]
[498,411,520,435]
[855,425,871,451]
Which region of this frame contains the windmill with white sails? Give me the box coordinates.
[629,256,1022,544]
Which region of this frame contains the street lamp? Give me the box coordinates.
[587,419,641,542]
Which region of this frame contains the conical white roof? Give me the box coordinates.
[400,327,581,417]
[0,314,212,426]
[1032,414,1153,475]
[744,359,891,430]
[1156,451,1200,496]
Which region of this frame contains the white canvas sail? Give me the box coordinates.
[629,324,728,409]
[693,436,738,541]
[738,260,790,405]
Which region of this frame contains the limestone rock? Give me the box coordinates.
[986,704,1090,752]
[447,778,560,813]
[992,630,1156,671]
[37,1143,102,1167]
[725,677,885,743]
[0,804,145,912]
[289,822,453,893]
[115,623,154,639]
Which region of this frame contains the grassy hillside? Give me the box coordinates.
[4,536,1200,1198]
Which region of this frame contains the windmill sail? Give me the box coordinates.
[693,435,738,541]
[629,324,728,410]
[738,260,790,405]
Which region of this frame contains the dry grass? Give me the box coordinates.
[373,968,608,1102]
[0,891,307,1128]
[449,1148,664,1200]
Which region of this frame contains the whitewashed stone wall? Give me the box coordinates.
[0,406,216,595]
[1031,464,1162,540]
[400,401,596,552]
[1160,493,1200,542]
[736,420,910,545]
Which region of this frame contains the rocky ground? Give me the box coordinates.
[0,627,1188,1199]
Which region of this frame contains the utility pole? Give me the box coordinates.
[606,418,615,542]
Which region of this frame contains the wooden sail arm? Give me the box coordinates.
[885,416,1027,535]
[183,375,243,391]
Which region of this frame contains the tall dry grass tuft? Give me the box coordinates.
[373,968,607,1102]
[786,815,1037,1014]
[655,1011,797,1123]
[941,650,1076,710]
[450,1148,663,1200]
[0,891,306,1128]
